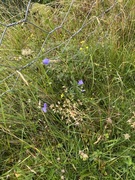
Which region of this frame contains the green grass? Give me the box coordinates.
[0,0,135,179]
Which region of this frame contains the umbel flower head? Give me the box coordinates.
[43,58,50,65]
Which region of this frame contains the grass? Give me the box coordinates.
[0,0,135,179]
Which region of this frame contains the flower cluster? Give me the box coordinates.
[41,58,85,114]
[79,40,89,52]
[50,98,83,125]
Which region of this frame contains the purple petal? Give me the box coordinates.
[43,58,50,65]
[78,79,84,86]
[42,103,47,113]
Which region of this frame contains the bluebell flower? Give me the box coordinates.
[42,103,47,113]
[78,79,84,86]
[43,58,50,65]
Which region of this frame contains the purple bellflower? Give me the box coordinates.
[42,103,47,113]
[43,58,50,65]
[78,79,84,86]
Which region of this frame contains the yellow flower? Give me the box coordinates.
[30,33,34,38]
[41,48,45,52]
[80,40,85,44]
[80,47,83,51]
[61,93,64,98]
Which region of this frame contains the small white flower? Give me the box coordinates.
[124,133,130,140]
[106,117,112,124]
[79,150,89,161]
[131,122,135,128]
[57,157,60,161]
[28,99,31,103]
[61,169,65,173]
[61,175,64,180]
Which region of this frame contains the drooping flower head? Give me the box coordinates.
[42,103,47,113]
[78,79,84,86]
[43,58,50,65]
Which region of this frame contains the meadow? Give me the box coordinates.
[0,0,135,179]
